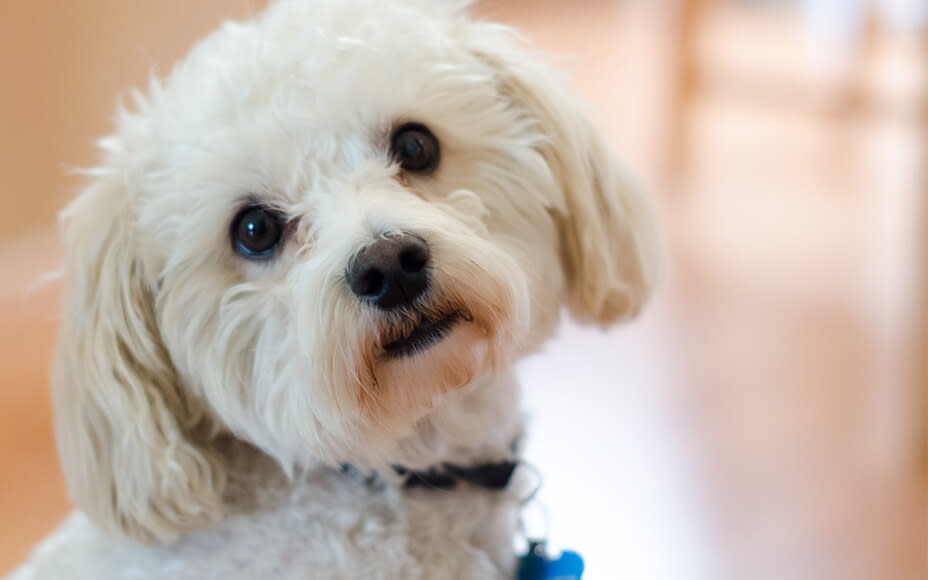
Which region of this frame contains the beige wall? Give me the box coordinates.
[0,1,265,243]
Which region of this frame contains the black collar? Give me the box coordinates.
[342,439,521,491]
[392,460,519,491]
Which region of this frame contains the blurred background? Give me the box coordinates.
[1,0,926,578]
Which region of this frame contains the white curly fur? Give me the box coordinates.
[8,0,658,578]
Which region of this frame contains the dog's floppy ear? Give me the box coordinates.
[52,170,225,543]
[464,24,659,325]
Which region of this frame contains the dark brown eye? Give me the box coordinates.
[391,123,440,174]
[231,205,286,259]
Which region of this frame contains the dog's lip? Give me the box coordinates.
[382,312,460,359]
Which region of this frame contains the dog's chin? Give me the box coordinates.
[378,322,489,401]
[356,307,497,429]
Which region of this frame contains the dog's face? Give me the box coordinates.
[52,0,658,542]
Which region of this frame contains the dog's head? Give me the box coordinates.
[52,0,658,542]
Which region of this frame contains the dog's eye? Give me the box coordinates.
[391,123,440,174]
[231,205,286,259]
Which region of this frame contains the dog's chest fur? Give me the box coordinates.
[10,460,520,580]
[10,373,525,580]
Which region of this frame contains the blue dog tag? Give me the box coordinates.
[517,542,585,580]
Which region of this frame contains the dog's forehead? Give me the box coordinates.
[159,1,471,134]
[123,1,509,210]
[120,0,534,232]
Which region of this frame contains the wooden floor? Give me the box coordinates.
[1,1,925,578]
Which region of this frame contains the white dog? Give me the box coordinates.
[8,0,657,578]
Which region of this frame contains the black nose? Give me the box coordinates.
[346,234,430,310]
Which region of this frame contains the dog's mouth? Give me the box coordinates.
[382,312,461,359]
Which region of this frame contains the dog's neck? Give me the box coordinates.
[214,370,523,491]
[390,370,524,472]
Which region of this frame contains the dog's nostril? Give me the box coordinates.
[346,233,430,310]
[399,245,429,274]
[354,267,385,298]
